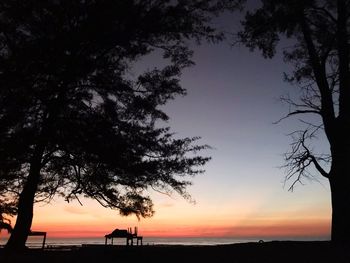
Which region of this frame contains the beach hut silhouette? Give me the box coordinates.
[105,227,143,246]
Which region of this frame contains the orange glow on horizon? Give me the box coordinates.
[26,219,330,239]
[2,187,331,240]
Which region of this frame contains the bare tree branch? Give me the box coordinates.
[299,131,330,178]
[283,129,330,191]
[274,110,322,124]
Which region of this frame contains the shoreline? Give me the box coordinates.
[0,235,331,247]
[0,241,349,263]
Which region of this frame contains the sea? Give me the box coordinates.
[0,236,330,248]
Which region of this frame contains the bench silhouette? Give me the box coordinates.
[0,223,46,249]
[28,230,47,249]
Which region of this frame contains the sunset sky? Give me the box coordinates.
[4,5,332,240]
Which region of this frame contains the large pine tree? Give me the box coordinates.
[0,0,242,250]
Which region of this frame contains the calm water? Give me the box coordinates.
[0,236,329,248]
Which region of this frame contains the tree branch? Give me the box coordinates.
[300,131,330,179]
[274,109,322,124]
[283,129,330,190]
[311,6,337,25]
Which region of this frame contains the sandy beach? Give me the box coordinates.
[0,241,349,263]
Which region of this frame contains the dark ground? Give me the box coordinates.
[0,241,349,263]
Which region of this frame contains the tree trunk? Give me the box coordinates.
[329,161,350,244]
[5,106,58,250]
[5,158,42,250]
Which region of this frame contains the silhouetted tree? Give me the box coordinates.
[239,0,350,243]
[0,0,243,250]
[0,199,16,232]
[0,168,16,233]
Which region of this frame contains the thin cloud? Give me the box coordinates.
[64,206,89,215]
[159,202,175,208]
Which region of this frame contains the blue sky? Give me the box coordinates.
[23,4,333,239]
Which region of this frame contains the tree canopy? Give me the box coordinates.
[0,0,243,249]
